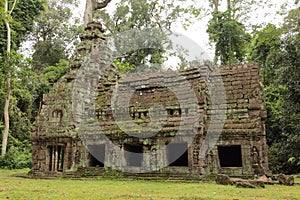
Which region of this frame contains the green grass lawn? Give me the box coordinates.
[0,169,299,200]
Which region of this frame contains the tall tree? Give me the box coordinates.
[275,6,300,173]
[208,0,259,20]
[248,5,300,173]
[248,24,282,85]
[212,0,219,13]
[31,0,80,73]
[206,0,262,65]
[1,0,43,156]
[1,0,16,156]
[207,10,250,65]
[0,0,44,56]
[248,24,285,155]
[0,53,38,168]
[29,0,81,122]
[96,0,199,70]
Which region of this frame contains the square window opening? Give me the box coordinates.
[124,143,143,167]
[167,143,188,167]
[218,145,242,167]
[88,144,105,167]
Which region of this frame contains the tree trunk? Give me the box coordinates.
[83,0,112,27]
[83,0,93,28]
[2,76,11,156]
[1,0,15,156]
[213,0,219,13]
[227,0,231,10]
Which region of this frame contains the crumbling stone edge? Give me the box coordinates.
[215,173,295,188]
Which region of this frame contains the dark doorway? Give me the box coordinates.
[48,145,65,172]
[88,144,105,167]
[167,143,188,166]
[218,145,242,167]
[124,144,143,167]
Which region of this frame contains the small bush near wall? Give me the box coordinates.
[0,146,31,169]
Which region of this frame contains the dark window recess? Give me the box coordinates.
[124,144,143,167]
[48,145,65,172]
[218,145,242,167]
[143,111,148,117]
[167,143,188,166]
[52,110,63,118]
[88,144,105,167]
[168,109,174,116]
[52,110,63,124]
[131,112,135,119]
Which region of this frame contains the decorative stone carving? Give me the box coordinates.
[251,146,264,175]
[75,150,81,164]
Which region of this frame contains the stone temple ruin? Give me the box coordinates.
[30,22,269,179]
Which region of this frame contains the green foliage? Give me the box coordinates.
[207,10,250,65]
[0,0,44,56]
[248,24,282,64]
[282,7,300,35]
[264,85,286,144]
[0,53,35,152]
[29,59,69,119]
[0,135,31,169]
[40,59,69,84]
[114,60,135,73]
[248,7,300,174]
[98,0,199,32]
[248,24,282,86]
[31,0,81,72]
[0,146,31,169]
[0,0,43,158]
[268,145,286,173]
[96,0,199,70]
[32,41,67,72]
[267,8,300,174]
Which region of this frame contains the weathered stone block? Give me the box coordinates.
[277,174,294,186]
[236,181,257,188]
[215,174,233,185]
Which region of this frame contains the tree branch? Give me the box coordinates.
[213,0,219,13]
[95,0,112,10]
[9,0,18,15]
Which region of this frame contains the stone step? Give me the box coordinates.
[123,171,200,181]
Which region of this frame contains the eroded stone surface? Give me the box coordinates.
[215,174,233,185]
[277,174,294,186]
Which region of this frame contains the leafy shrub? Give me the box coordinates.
[0,145,31,169]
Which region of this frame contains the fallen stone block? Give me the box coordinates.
[256,175,274,185]
[231,178,265,188]
[215,174,233,185]
[236,181,257,188]
[249,180,265,188]
[277,174,294,186]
